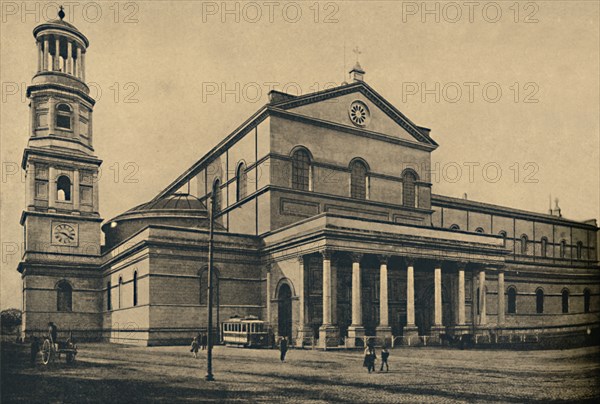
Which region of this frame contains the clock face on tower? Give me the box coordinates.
[52,223,78,246]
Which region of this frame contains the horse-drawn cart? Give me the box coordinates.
[40,337,77,365]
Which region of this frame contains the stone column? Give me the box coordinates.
[478,269,487,325]
[54,37,60,71]
[376,255,392,341]
[37,41,42,72]
[322,251,332,326]
[497,270,505,326]
[347,253,364,345]
[81,51,86,81]
[403,259,418,337]
[265,267,271,328]
[73,169,80,213]
[43,37,49,71]
[48,166,56,211]
[457,266,466,325]
[76,46,82,78]
[67,41,73,75]
[296,256,311,346]
[434,264,442,327]
[319,250,339,348]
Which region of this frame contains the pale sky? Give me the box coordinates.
[1,1,599,310]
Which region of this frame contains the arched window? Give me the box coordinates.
[133,271,138,307]
[560,240,567,258]
[507,286,517,314]
[199,268,219,305]
[236,163,247,202]
[107,281,111,311]
[536,288,544,314]
[212,179,221,214]
[118,276,123,309]
[540,237,548,258]
[584,289,591,313]
[561,289,569,314]
[576,242,583,260]
[56,103,72,129]
[499,231,507,248]
[475,227,484,233]
[291,149,311,191]
[402,170,417,208]
[520,234,529,255]
[56,280,72,312]
[56,175,71,201]
[350,159,368,199]
[449,224,460,231]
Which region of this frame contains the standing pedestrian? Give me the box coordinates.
[380,346,390,372]
[363,344,376,373]
[279,336,288,362]
[30,336,40,366]
[201,332,208,350]
[190,336,200,359]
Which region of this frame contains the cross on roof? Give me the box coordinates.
[352,46,362,63]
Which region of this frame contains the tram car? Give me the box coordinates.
[222,316,273,348]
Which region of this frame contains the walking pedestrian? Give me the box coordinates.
[190,336,200,358]
[279,336,288,362]
[380,346,389,372]
[201,333,208,350]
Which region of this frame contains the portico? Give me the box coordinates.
[263,213,509,347]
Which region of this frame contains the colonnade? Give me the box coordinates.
[295,250,504,347]
[37,35,85,80]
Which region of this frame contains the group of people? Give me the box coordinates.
[190,333,208,358]
[363,342,390,373]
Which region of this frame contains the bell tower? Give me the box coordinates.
[19,8,103,339]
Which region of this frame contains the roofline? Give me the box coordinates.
[432,194,599,230]
[151,105,270,201]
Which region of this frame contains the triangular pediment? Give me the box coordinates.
[271,82,437,147]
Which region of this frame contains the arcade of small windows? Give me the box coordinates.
[505,286,593,315]
[56,103,72,130]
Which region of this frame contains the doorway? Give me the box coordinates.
[277,283,292,338]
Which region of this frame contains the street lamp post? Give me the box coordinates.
[205,187,216,381]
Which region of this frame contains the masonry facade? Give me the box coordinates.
[19,18,600,346]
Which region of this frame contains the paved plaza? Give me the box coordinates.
[2,342,599,403]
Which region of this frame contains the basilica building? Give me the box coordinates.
[19,16,599,346]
